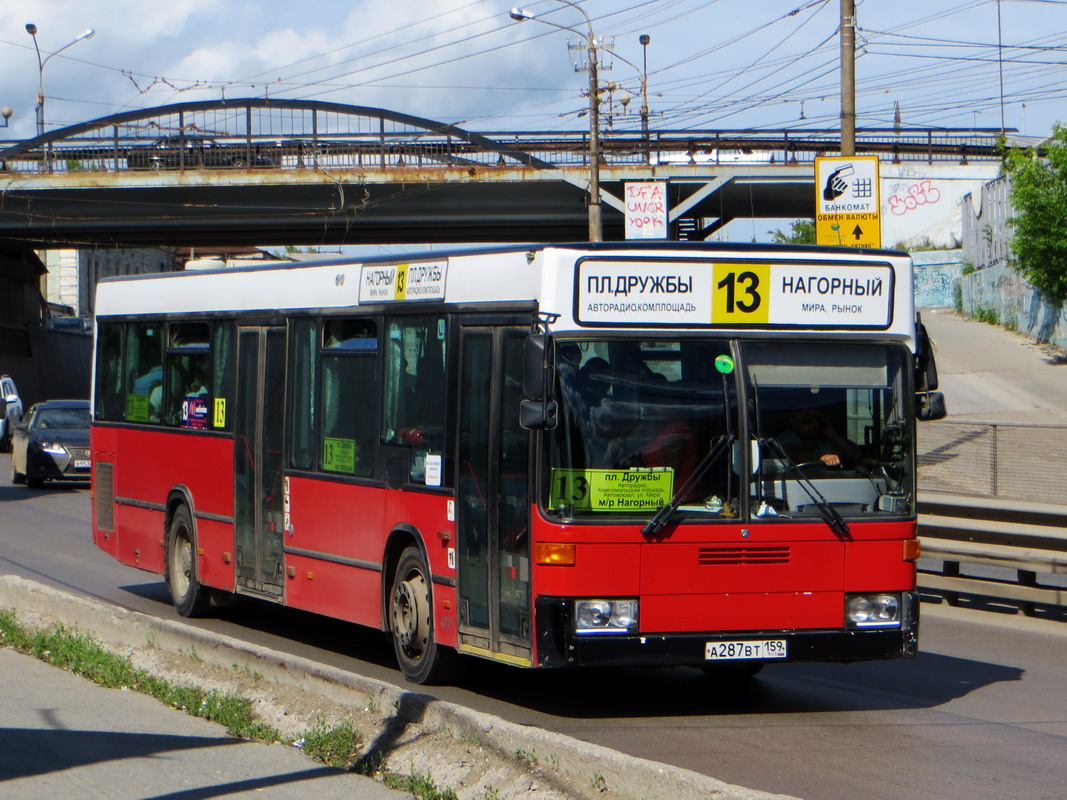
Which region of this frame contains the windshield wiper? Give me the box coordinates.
[761,437,852,541]
[641,434,735,538]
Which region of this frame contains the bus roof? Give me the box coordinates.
[94,242,916,342]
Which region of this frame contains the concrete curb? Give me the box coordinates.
[0,575,795,800]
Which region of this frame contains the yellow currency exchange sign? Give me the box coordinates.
[815,155,881,249]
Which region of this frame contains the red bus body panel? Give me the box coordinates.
[92,424,915,659]
[92,426,235,586]
[528,513,916,635]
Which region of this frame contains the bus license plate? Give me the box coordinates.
[705,639,787,661]
[74,460,91,469]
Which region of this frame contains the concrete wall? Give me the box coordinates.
[881,162,1000,249]
[959,264,1067,350]
[959,173,1067,350]
[912,249,962,309]
[0,328,92,408]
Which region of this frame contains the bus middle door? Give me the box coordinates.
[234,325,286,600]
[456,326,532,667]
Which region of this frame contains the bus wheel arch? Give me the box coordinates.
[384,530,461,685]
[165,493,211,618]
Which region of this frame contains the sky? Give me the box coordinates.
[2,0,1066,144]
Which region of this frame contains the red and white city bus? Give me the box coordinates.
[90,243,944,684]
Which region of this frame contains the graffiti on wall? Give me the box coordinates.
[888,180,942,216]
[961,264,1067,351]
[914,263,957,308]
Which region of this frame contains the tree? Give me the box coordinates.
[1001,125,1067,304]
[767,219,816,245]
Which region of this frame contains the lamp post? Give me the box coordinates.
[25,23,96,139]
[639,34,650,161]
[510,3,602,241]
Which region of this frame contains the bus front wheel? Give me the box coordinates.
[167,504,211,617]
[389,546,461,685]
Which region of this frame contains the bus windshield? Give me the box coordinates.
[744,341,915,520]
[543,339,914,521]
[545,339,739,519]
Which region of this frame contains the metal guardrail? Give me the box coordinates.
[917,491,1067,617]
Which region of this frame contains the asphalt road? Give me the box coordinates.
[2,462,1066,800]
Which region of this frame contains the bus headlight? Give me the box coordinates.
[575,599,638,634]
[845,593,901,628]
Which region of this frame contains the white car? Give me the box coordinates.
[0,375,23,452]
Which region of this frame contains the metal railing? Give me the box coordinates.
[1,98,1007,175]
[916,420,1067,617]
[917,492,1067,618]
[918,420,1067,502]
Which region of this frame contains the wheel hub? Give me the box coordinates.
[392,574,428,654]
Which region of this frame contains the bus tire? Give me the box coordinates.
[166,504,211,617]
[389,546,462,685]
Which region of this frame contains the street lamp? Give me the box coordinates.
[639,34,651,160]
[510,3,603,241]
[25,23,96,139]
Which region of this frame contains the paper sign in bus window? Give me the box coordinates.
[181,396,209,429]
[213,397,227,428]
[323,437,356,474]
[127,394,149,422]
[549,468,674,512]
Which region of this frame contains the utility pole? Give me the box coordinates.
[840,0,856,156]
[587,35,602,242]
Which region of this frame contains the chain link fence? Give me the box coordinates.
[918,420,1067,501]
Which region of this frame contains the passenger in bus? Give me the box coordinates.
[778,408,865,468]
[185,363,209,396]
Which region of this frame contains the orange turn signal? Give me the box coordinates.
[903,538,921,561]
[536,543,576,566]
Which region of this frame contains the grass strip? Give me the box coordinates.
[0,609,483,797]
[0,610,366,748]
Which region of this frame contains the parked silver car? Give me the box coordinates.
[10,400,91,488]
[0,375,23,452]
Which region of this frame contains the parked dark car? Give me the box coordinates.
[0,374,23,452]
[10,400,91,488]
[127,135,280,169]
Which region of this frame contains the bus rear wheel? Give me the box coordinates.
[389,546,461,685]
[167,504,211,617]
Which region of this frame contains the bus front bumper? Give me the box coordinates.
[534,591,920,669]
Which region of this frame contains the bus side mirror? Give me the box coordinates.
[519,399,558,430]
[523,334,548,400]
[519,333,558,429]
[916,391,946,421]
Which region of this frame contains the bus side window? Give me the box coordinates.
[211,322,235,431]
[288,318,317,471]
[381,316,447,485]
[320,318,378,478]
[125,322,164,424]
[95,322,125,422]
[162,322,211,428]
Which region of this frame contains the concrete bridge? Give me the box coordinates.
[0,98,1004,247]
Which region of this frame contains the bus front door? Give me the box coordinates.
[234,326,286,600]
[456,327,532,666]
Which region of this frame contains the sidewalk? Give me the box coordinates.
[0,646,405,800]
[920,308,1067,424]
